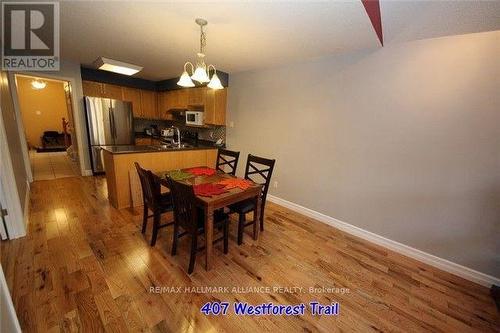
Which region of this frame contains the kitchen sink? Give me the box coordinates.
[147,143,193,150]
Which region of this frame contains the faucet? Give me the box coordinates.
[171,126,181,147]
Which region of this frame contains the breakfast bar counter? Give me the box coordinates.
[102,146,218,209]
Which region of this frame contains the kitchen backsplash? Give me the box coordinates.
[134,118,226,144]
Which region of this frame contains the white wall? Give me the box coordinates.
[227,31,500,278]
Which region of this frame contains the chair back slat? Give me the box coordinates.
[134,162,161,208]
[244,154,276,201]
[166,177,199,233]
[216,148,240,176]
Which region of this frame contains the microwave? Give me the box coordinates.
[186,111,204,126]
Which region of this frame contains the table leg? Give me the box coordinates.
[204,206,214,270]
[253,196,261,240]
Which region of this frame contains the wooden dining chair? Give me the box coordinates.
[167,177,229,274]
[229,154,276,244]
[216,148,240,176]
[135,162,174,246]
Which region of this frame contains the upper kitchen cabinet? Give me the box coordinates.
[174,89,189,109]
[82,81,123,100]
[140,90,157,119]
[122,87,143,118]
[101,83,123,100]
[204,88,227,126]
[82,80,104,97]
[188,87,205,106]
[157,87,227,125]
[157,92,173,120]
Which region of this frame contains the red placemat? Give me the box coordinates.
[187,167,217,176]
[194,183,228,197]
[218,178,254,190]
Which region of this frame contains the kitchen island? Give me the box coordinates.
[102,144,218,209]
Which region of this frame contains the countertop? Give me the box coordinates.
[101,142,220,155]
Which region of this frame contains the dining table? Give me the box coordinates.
[154,167,263,271]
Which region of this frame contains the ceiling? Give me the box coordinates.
[55,1,500,81]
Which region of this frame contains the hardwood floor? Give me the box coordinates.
[1,176,498,332]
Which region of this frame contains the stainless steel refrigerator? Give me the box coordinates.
[84,96,134,174]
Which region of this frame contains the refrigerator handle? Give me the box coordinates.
[108,108,115,140]
[112,109,117,139]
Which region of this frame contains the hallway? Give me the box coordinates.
[29,150,80,181]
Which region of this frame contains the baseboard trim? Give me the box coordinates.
[267,194,500,288]
[81,169,93,177]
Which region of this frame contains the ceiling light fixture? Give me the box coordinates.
[178,18,223,90]
[31,79,47,90]
[94,57,143,76]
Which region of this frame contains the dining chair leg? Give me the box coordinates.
[141,203,148,234]
[188,233,197,274]
[151,211,160,247]
[237,213,245,245]
[223,220,229,254]
[171,223,179,255]
[260,204,265,232]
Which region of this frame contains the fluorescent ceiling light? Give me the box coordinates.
[94,57,142,76]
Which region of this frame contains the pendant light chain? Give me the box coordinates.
[200,24,206,55]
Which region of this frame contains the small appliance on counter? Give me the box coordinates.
[160,128,176,144]
[186,110,204,126]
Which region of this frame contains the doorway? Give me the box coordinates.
[14,75,80,181]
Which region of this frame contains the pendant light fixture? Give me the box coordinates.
[31,79,47,90]
[177,18,223,90]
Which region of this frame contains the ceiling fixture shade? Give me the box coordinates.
[207,65,223,90]
[191,62,210,83]
[178,18,222,89]
[94,57,143,76]
[31,79,47,90]
[177,63,195,87]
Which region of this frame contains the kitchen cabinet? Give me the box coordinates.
[204,88,227,125]
[122,87,143,117]
[82,81,104,97]
[102,148,218,209]
[82,81,227,123]
[82,81,123,100]
[140,90,157,119]
[101,83,123,100]
[164,89,189,109]
[157,92,173,120]
[188,87,205,106]
[177,89,189,108]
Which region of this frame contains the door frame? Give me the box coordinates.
[0,265,22,332]
[8,72,87,177]
[0,92,26,239]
